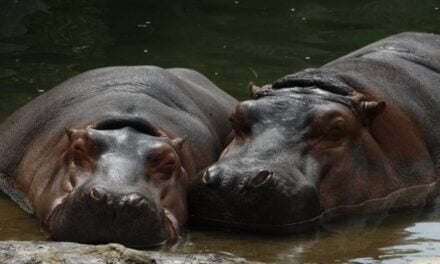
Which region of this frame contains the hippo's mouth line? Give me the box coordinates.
[190,214,321,232]
[127,238,168,249]
[45,200,66,232]
[45,187,77,231]
[164,208,180,244]
[192,182,438,231]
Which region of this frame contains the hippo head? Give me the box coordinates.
[39,120,187,247]
[189,83,388,232]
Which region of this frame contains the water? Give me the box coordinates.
[1,0,440,263]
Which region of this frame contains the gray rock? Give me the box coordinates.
[0,241,260,264]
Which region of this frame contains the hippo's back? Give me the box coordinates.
[0,66,237,177]
[327,33,440,161]
[274,32,440,163]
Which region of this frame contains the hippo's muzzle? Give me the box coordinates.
[47,184,175,248]
[189,163,322,233]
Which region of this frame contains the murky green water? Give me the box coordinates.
[1,0,440,263]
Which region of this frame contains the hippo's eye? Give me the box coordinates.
[231,120,242,135]
[147,150,178,181]
[326,118,347,139]
[229,114,250,137]
[70,142,94,170]
[148,161,176,181]
[156,162,176,180]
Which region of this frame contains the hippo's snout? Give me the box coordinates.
[190,163,322,232]
[49,184,169,248]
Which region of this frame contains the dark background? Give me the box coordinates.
[1,0,440,120]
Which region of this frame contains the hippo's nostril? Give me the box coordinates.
[201,170,210,184]
[117,193,147,207]
[201,167,221,188]
[250,170,272,187]
[90,187,105,201]
[126,194,145,207]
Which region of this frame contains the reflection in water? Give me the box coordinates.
[375,222,440,263]
[172,210,440,263]
[1,0,440,263]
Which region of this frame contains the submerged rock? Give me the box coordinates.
[0,241,259,264]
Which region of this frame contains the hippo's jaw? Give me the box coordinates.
[46,198,182,248]
[188,212,321,234]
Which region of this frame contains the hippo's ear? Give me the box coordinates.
[64,128,87,142]
[248,82,272,99]
[359,101,386,125]
[171,137,186,150]
[65,128,79,142]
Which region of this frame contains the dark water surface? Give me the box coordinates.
[1,0,440,263]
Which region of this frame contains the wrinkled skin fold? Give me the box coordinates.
[189,32,440,232]
[0,66,237,247]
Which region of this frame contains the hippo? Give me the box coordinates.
[189,32,440,232]
[0,66,237,246]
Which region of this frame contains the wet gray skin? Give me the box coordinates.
[49,126,186,247]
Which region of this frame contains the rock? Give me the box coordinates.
[0,241,260,264]
[409,259,440,264]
